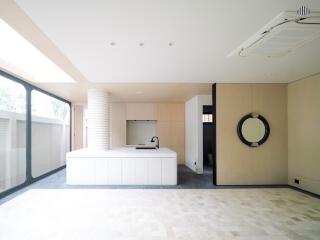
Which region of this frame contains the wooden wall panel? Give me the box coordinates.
[216,84,287,185]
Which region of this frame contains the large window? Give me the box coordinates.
[0,75,26,193]
[31,91,70,177]
[0,71,71,197]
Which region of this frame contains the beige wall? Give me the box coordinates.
[288,74,320,195]
[110,103,127,148]
[111,103,185,164]
[216,84,287,185]
[157,104,185,164]
[72,105,84,150]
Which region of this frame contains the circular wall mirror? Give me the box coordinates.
[237,113,270,147]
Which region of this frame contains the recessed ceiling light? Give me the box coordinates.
[0,19,75,83]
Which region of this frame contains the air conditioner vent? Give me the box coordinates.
[297,6,310,17]
[228,11,320,58]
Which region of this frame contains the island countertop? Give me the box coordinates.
[67,147,177,158]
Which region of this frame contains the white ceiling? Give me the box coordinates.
[13,0,320,83]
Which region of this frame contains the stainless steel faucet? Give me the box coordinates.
[150,136,159,149]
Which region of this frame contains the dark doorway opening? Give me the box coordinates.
[203,105,213,168]
[202,105,215,185]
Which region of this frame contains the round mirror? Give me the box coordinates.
[237,113,270,147]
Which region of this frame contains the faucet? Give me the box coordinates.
[150,136,159,149]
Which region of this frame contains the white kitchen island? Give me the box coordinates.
[66,147,177,185]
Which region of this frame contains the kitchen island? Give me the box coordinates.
[66,147,177,185]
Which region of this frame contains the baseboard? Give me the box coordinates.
[214,184,288,189]
[288,185,320,199]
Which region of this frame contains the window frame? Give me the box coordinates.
[0,69,71,199]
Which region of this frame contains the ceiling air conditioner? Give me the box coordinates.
[228,10,320,58]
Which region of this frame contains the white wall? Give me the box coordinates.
[185,95,211,173]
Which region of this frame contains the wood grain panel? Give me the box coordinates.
[216,84,287,185]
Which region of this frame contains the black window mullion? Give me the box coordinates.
[0,69,71,200]
[26,86,32,183]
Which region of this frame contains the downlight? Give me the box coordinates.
[228,7,320,58]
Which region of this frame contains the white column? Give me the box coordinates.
[87,89,110,150]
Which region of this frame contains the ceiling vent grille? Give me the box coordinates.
[228,10,320,58]
[297,6,310,17]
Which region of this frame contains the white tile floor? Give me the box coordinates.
[0,188,319,240]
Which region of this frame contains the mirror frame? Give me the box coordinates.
[237,113,270,147]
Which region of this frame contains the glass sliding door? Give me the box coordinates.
[0,70,71,199]
[0,75,26,193]
[31,90,70,178]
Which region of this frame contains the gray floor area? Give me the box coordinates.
[0,165,215,204]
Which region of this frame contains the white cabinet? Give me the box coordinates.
[95,158,108,184]
[66,148,177,185]
[122,158,135,184]
[108,158,122,184]
[162,158,177,185]
[67,158,95,185]
[135,158,149,184]
[148,158,162,184]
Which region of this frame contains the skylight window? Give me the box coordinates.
[0,19,74,83]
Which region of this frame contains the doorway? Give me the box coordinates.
[202,105,214,183]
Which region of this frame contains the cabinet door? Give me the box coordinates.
[126,104,156,120]
[148,158,162,185]
[122,158,135,184]
[162,158,177,185]
[135,158,148,184]
[95,158,108,184]
[67,158,95,185]
[108,158,122,184]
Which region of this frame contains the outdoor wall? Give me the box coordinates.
[0,110,69,190]
[31,116,70,178]
[0,111,25,191]
[288,74,320,195]
[185,95,211,173]
[216,84,287,185]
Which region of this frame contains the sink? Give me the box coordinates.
[135,146,157,150]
